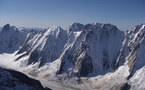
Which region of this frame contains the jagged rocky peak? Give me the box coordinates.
[55,26,65,33]
[84,23,120,35]
[69,23,119,33]
[2,24,10,32]
[84,23,121,41]
[56,26,62,30]
[45,26,67,38]
[134,24,145,36]
[69,22,85,32]
[129,24,145,45]
[88,23,119,33]
[84,23,94,29]
[2,24,19,32]
[84,23,102,30]
[102,23,118,31]
[47,26,63,33]
[84,23,118,30]
[133,24,145,33]
[16,25,68,67]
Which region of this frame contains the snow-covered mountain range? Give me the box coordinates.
[0,23,145,90]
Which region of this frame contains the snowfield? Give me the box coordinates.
[0,51,20,69]
[128,66,145,90]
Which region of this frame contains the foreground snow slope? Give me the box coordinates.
[0,67,51,90]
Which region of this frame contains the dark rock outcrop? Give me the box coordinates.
[0,67,51,90]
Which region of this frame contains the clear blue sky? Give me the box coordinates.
[0,0,145,30]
